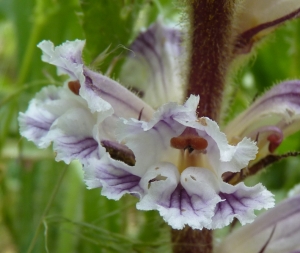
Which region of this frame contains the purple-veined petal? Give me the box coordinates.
[104,95,267,230]
[210,182,274,229]
[19,85,85,148]
[38,40,155,121]
[225,81,300,158]
[217,194,300,253]
[48,108,101,164]
[38,40,84,79]
[180,117,258,175]
[81,68,154,120]
[120,21,185,108]
[116,96,198,172]
[234,1,300,54]
[84,155,143,200]
[137,165,219,230]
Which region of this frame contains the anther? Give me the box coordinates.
[170,135,208,153]
[267,134,282,153]
[68,80,81,95]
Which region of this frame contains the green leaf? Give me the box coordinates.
[80,0,146,76]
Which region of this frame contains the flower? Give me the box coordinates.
[224,80,300,166]
[233,0,300,54]
[19,39,154,165]
[90,95,273,230]
[19,20,300,231]
[217,194,300,253]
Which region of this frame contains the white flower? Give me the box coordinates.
[87,95,274,230]
[19,39,153,165]
[19,22,277,230]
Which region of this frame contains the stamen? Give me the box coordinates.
[68,80,81,95]
[101,140,136,166]
[267,134,283,153]
[170,136,208,153]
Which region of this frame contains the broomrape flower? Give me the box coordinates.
[19,2,300,233]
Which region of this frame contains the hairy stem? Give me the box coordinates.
[172,227,213,253]
[186,0,235,121]
[173,1,236,252]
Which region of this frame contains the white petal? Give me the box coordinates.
[137,165,221,230]
[183,117,258,175]
[120,21,185,108]
[116,96,198,172]
[234,1,300,53]
[81,68,154,120]
[236,0,300,33]
[85,155,143,200]
[19,85,84,148]
[209,137,258,175]
[48,107,100,164]
[217,195,300,253]
[210,182,274,229]
[225,81,300,158]
[38,40,84,79]
[38,39,155,121]
[137,162,180,211]
[137,164,219,230]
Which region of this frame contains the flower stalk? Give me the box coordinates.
[186,0,235,121]
[175,0,236,252]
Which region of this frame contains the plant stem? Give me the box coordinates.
[172,227,212,253]
[186,0,235,121]
[173,0,236,252]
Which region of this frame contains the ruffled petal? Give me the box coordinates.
[19,85,85,148]
[208,137,258,175]
[181,117,258,175]
[217,194,300,253]
[85,155,143,200]
[120,21,185,108]
[38,40,155,121]
[234,1,300,54]
[137,165,219,230]
[210,182,274,229]
[225,81,300,158]
[37,40,84,79]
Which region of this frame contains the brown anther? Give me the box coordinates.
[190,137,208,150]
[170,136,208,153]
[170,136,189,150]
[267,134,282,153]
[68,80,81,95]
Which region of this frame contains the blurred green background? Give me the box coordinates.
[0,0,300,252]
